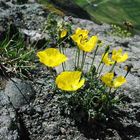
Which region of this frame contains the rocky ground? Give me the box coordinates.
[0,0,140,140]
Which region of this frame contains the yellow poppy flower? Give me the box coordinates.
[71,28,98,52]
[71,28,89,44]
[56,71,85,91]
[60,29,67,38]
[102,52,115,66]
[112,48,128,63]
[78,36,98,52]
[37,48,67,67]
[113,76,126,88]
[101,72,114,87]
[75,27,89,35]
[101,72,126,88]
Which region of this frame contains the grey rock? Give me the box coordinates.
[0,1,48,30]
[0,106,19,140]
[4,78,35,108]
[28,0,36,3]
[43,122,61,135]
[34,105,43,114]
[0,91,9,106]
[105,129,121,140]
[0,1,140,140]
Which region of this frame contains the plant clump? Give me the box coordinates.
[37,23,130,124]
[108,24,132,38]
[0,25,35,79]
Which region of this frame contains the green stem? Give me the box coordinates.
[81,51,87,70]
[89,45,99,72]
[96,61,102,73]
[109,61,117,72]
[77,49,80,70]
[124,71,129,78]
[98,63,105,77]
[62,63,65,71]
[57,35,70,47]
[96,53,106,73]
[48,67,56,79]
[113,88,118,95]
[61,43,66,71]
[74,49,78,70]
[96,46,110,73]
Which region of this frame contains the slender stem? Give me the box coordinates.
[109,61,117,72]
[57,35,70,47]
[61,43,65,54]
[96,52,107,73]
[89,45,99,72]
[62,63,65,71]
[61,43,66,71]
[98,63,105,77]
[48,67,56,79]
[74,49,78,70]
[83,53,87,70]
[77,49,80,69]
[96,61,102,73]
[124,71,129,78]
[81,51,87,70]
[81,51,85,69]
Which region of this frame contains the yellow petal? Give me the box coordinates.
[78,36,98,52]
[56,71,85,91]
[118,48,123,54]
[75,28,89,37]
[113,76,126,88]
[76,78,85,90]
[37,48,67,67]
[118,53,128,63]
[101,72,114,87]
[112,48,128,63]
[85,36,98,52]
[60,29,67,38]
[102,52,115,66]
[71,28,89,44]
[71,34,82,44]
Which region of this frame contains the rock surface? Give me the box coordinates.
[0,1,140,140]
[4,78,35,108]
[0,0,48,31]
[0,91,19,140]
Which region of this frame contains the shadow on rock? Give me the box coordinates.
[68,105,140,140]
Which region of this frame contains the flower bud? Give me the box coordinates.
[124,63,133,72]
[105,45,110,53]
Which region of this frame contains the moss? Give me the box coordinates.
[38,0,65,16]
